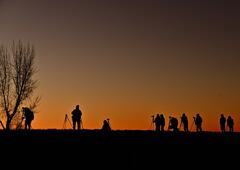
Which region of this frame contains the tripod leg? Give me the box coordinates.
[190,121,195,132]
[150,121,154,131]
[67,117,72,127]
[80,119,84,130]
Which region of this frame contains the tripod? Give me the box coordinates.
[80,118,84,130]
[179,121,182,131]
[150,115,155,130]
[190,117,195,132]
[63,114,72,129]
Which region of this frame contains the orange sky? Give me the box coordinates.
[0,0,240,131]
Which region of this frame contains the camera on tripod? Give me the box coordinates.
[151,115,155,123]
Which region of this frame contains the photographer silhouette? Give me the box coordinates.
[194,113,202,132]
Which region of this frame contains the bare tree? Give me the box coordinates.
[0,41,38,130]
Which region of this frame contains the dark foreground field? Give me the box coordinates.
[0,130,239,169]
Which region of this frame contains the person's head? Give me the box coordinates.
[221,114,224,117]
[76,105,79,109]
[182,113,185,117]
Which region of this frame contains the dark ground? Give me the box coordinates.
[0,130,239,169]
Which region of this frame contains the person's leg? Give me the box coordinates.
[77,119,80,130]
[25,120,27,130]
[72,119,76,130]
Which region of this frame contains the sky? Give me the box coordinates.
[0,0,240,131]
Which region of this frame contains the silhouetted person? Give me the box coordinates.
[227,116,234,132]
[102,119,111,132]
[180,113,188,132]
[160,114,165,132]
[153,114,161,132]
[168,116,178,132]
[22,107,34,130]
[194,113,202,132]
[220,114,226,132]
[71,105,82,130]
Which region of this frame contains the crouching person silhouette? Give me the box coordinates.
[102,119,111,132]
[168,116,179,132]
[22,107,34,130]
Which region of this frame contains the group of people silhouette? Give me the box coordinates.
[153,113,235,132]
[70,105,111,131]
[20,104,235,133]
[220,114,234,132]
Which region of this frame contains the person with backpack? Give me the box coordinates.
[22,107,34,130]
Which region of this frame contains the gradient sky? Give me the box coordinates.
[0,0,240,131]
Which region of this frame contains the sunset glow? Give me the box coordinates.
[0,0,239,131]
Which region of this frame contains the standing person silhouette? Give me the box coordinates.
[194,113,202,132]
[160,114,165,132]
[22,107,34,130]
[71,105,82,130]
[153,114,161,132]
[220,114,226,132]
[227,115,234,132]
[180,113,188,132]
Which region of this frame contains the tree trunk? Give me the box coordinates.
[5,117,12,130]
